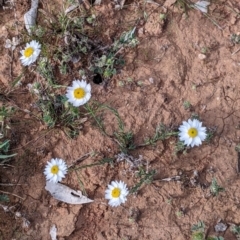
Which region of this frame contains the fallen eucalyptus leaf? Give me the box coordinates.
[24,0,39,34]
[193,1,210,13]
[93,0,102,5]
[65,3,79,14]
[164,0,177,8]
[45,181,93,204]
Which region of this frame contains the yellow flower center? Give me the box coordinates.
[74,88,85,99]
[188,127,198,138]
[51,165,59,174]
[111,187,121,198]
[24,47,34,57]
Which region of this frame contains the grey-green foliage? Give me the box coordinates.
[231,225,240,239]
[0,106,16,161]
[37,58,55,85]
[175,0,190,13]
[85,103,134,153]
[91,27,139,79]
[144,123,178,146]
[113,27,139,51]
[0,140,16,202]
[192,221,205,233]
[109,106,135,153]
[231,34,240,44]
[91,54,118,79]
[210,178,224,196]
[204,126,217,144]
[0,106,14,120]
[37,94,82,138]
[0,140,16,161]
[0,194,9,202]
[191,221,225,240]
[192,232,204,240]
[34,5,139,81]
[206,237,224,240]
[53,34,90,74]
[191,221,205,240]
[183,100,191,110]
[174,140,187,155]
[130,168,156,194]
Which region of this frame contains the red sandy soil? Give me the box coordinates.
[1,0,240,239]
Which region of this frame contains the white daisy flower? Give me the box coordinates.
[179,119,207,147]
[105,180,129,207]
[20,40,41,66]
[44,158,68,183]
[66,80,91,107]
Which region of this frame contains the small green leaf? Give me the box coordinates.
[0,194,9,202]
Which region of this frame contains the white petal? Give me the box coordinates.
[111,181,118,187]
[193,136,201,146]
[182,121,190,127]
[198,132,207,140]
[186,137,193,146]
[86,84,91,92]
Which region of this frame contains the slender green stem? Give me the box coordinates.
[74,170,87,196]
[72,158,114,171]
[84,103,108,136]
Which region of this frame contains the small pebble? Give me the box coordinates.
[198,53,206,60]
[149,77,154,84]
[214,222,227,232]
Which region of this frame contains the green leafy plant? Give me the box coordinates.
[36,94,83,138]
[130,168,156,194]
[207,237,224,240]
[191,221,225,240]
[0,140,17,161]
[205,127,217,144]
[91,54,118,79]
[142,123,178,147]
[109,107,135,153]
[191,113,199,120]
[235,144,240,153]
[85,103,135,153]
[0,105,14,139]
[176,210,184,218]
[183,100,191,110]
[0,107,16,160]
[210,178,224,196]
[175,0,190,13]
[231,224,240,239]
[0,139,16,202]
[36,57,56,86]
[23,0,139,95]
[0,194,9,202]
[90,27,138,79]
[192,221,205,232]
[113,27,139,50]
[191,221,205,240]
[174,140,187,155]
[231,34,240,44]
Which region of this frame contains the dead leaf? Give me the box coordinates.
[45,181,93,204]
[24,0,39,34]
[65,4,79,14]
[164,0,177,8]
[193,1,210,13]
